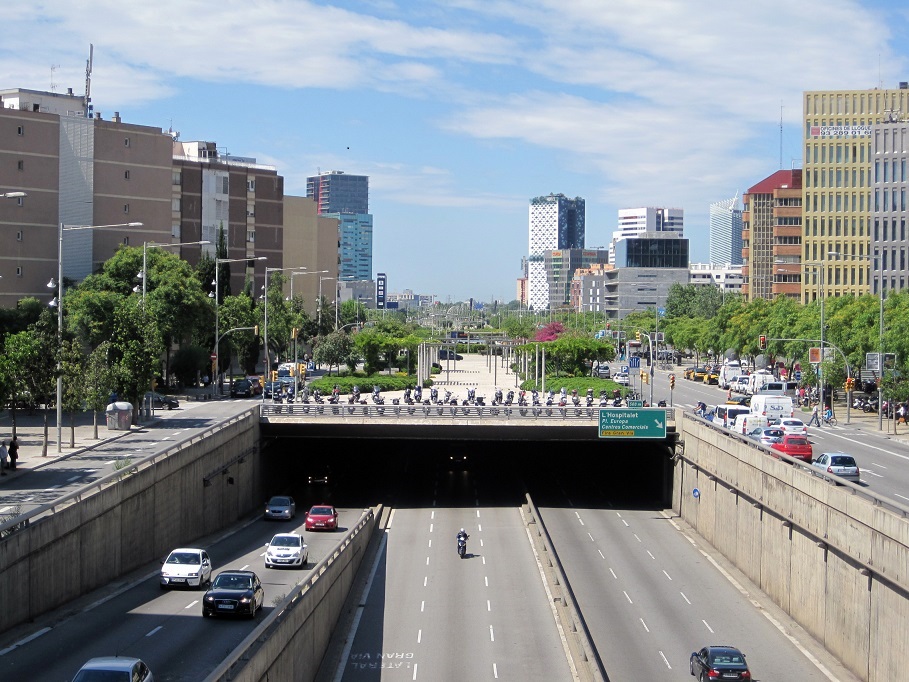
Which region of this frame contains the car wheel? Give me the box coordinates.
[203,609,211,618]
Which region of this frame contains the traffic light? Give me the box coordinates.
[844,378,852,392]
[636,331,641,343]
[759,334,767,351]
[271,370,277,382]
[298,363,306,377]
[643,372,649,384]
[291,327,298,339]
[606,322,611,330]
[669,374,676,389]
[254,325,259,336]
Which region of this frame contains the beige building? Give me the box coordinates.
[802,84,909,302]
[283,195,339,317]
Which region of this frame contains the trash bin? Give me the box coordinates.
[106,401,133,431]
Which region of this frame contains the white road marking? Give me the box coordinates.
[412,663,418,681]
[0,627,51,656]
[703,619,714,633]
[428,539,431,548]
[864,470,883,478]
[430,510,434,519]
[489,624,495,642]
[417,629,422,644]
[482,556,486,565]
[647,550,655,559]
[426,556,430,566]
[633,533,642,542]
[680,592,691,604]
[493,663,499,678]
[421,601,425,612]
[146,626,163,637]
[609,568,617,579]
[869,462,888,469]
[185,600,198,609]
[240,564,249,570]
[429,523,433,533]
[485,576,489,587]
[659,651,672,669]
[896,493,909,502]
[663,570,673,580]
[478,524,482,531]
[622,519,629,527]
[476,509,480,517]
[623,591,633,604]
[480,538,484,547]
[640,618,650,632]
[423,576,427,587]
[588,532,594,541]
[598,550,605,559]
[487,599,491,611]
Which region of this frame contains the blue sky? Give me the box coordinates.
[4,1,909,302]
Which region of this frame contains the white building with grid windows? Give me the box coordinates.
[528,194,585,310]
[709,195,743,266]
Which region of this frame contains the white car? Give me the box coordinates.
[265,533,309,569]
[615,372,630,386]
[72,657,153,682]
[777,417,808,436]
[160,547,213,589]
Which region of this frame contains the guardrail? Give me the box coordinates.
[260,402,620,421]
[0,408,258,537]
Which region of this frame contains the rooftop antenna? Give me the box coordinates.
[84,43,93,118]
[50,64,60,92]
[779,101,783,170]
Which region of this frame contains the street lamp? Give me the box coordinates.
[55,221,143,452]
[317,276,336,332]
[212,256,266,395]
[262,266,309,396]
[1,192,26,198]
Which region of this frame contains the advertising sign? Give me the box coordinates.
[809,125,871,137]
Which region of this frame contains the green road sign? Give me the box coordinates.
[599,408,667,439]
[627,400,644,408]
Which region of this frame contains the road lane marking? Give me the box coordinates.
[493,663,499,678]
[423,577,427,587]
[485,576,489,587]
[896,494,909,502]
[478,524,482,531]
[623,591,633,604]
[646,550,655,559]
[598,549,605,559]
[430,510,434,519]
[864,470,883,478]
[663,570,673,580]
[412,663,418,681]
[869,462,888,469]
[633,533,642,542]
[426,556,430,566]
[146,626,163,637]
[659,651,672,669]
[421,601,424,612]
[417,629,422,643]
[479,538,484,547]
[428,539,431,548]
[609,568,617,579]
[240,564,249,570]
[680,592,691,604]
[487,600,491,611]
[640,618,650,632]
[429,523,433,533]
[185,601,198,608]
[489,624,495,642]
[0,627,51,656]
[703,619,714,633]
[588,532,594,541]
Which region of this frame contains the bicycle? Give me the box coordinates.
[823,414,837,426]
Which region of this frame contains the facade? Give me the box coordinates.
[338,280,376,310]
[870,118,909,294]
[741,169,803,301]
[173,140,280,296]
[528,194,585,310]
[306,170,368,214]
[571,263,612,312]
[283,195,340,316]
[0,89,174,307]
[689,263,744,297]
[709,196,743,266]
[802,84,909,302]
[330,213,373,281]
[543,249,609,308]
[611,207,683,264]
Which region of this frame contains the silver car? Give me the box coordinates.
[811,452,861,484]
[72,657,153,682]
[264,495,296,520]
[746,426,784,446]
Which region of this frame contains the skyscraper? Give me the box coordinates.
[528,194,585,310]
[709,195,743,266]
[306,170,372,282]
[610,207,683,264]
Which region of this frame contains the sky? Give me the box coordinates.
[3,1,909,303]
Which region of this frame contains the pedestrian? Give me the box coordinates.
[0,440,8,476]
[8,435,18,471]
[808,403,820,427]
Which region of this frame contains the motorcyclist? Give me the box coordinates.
[457,528,469,543]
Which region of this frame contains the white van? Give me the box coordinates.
[746,370,774,395]
[750,395,794,422]
[733,376,750,393]
[731,413,752,434]
[756,381,799,397]
[719,361,741,389]
[716,405,750,429]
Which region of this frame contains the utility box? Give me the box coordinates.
[106,402,133,431]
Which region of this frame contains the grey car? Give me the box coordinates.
[811,452,861,484]
[264,495,296,520]
[745,426,784,446]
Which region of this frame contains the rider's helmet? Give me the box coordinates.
[460,528,465,534]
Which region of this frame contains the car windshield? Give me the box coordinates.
[710,652,745,665]
[831,456,857,466]
[787,437,809,446]
[166,551,201,565]
[214,574,251,589]
[269,497,291,506]
[310,507,334,515]
[272,535,300,547]
[71,670,133,682]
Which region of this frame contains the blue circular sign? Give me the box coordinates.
[794,370,802,380]
[692,488,700,499]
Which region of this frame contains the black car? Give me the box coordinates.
[439,349,463,361]
[689,645,751,681]
[202,570,264,619]
[145,392,179,410]
[230,379,253,398]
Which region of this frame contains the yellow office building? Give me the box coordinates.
[802,85,909,302]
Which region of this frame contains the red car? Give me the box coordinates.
[305,504,339,531]
[771,434,813,462]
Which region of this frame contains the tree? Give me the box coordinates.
[61,338,87,448]
[109,298,164,421]
[313,331,354,376]
[83,341,115,439]
[218,293,260,377]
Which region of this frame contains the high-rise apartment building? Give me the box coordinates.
[709,195,743,266]
[527,193,585,310]
[610,207,683,264]
[802,84,909,302]
[741,170,803,301]
[870,117,909,294]
[306,170,372,282]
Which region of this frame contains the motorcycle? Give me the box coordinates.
[518,390,528,407]
[457,532,469,559]
[545,390,555,407]
[312,388,324,404]
[531,390,541,407]
[372,385,385,405]
[570,389,580,407]
[414,386,423,404]
[505,390,514,406]
[403,387,413,405]
[586,388,594,407]
[493,388,503,406]
[430,387,439,405]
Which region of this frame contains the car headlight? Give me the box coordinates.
[239,596,251,604]
[204,595,214,602]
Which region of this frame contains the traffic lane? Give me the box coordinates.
[0,508,365,681]
[337,505,571,681]
[543,506,859,681]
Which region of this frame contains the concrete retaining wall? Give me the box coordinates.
[0,409,261,635]
[675,415,909,682]
[206,506,381,682]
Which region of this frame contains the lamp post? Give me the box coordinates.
[212,256,266,395]
[318,276,336,332]
[1,192,26,199]
[262,266,309,399]
[54,221,143,453]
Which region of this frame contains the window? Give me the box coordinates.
[16,266,22,277]
[124,137,130,147]
[172,198,181,212]
[124,170,130,180]
[172,170,182,186]
[247,230,255,243]
[123,203,130,214]
[16,230,22,241]
[172,223,180,239]
[123,236,129,245]
[17,125,23,136]
[17,159,24,171]
[247,179,255,192]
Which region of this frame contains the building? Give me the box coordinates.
[741,169,803,301]
[571,263,613,312]
[610,207,683,264]
[283,195,340,316]
[802,84,909,302]
[173,140,280,296]
[870,117,909,294]
[689,263,743,297]
[307,170,372,283]
[0,88,175,306]
[527,193,585,310]
[543,249,609,308]
[709,196,743,266]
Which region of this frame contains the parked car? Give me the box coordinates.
[264,495,296,520]
[230,379,253,398]
[160,547,212,589]
[202,570,264,618]
[596,364,611,378]
[811,452,861,484]
[745,427,784,446]
[305,504,339,531]
[72,657,154,682]
[264,533,308,569]
[145,391,179,410]
[614,372,630,386]
[439,349,463,360]
[777,417,808,436]
[246,375,263,395]
[689,645,751,681]
[771,434,813,462]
